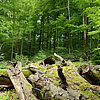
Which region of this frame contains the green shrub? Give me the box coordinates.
[30,50,55,62]
[92,48,100,65]
[0,53,4,61]
[12,54,30,67]
[30,50,47,62]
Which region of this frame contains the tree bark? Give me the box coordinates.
[78,65,100,85]
[28,66,80,100]
[83,9,88,60]
[0,68,31,87]
[68,0,71,54]
[39,29,42,50]
[7,61,37,100]
[11,1,15,61]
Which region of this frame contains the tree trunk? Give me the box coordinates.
[41,15,44,50]
[53,31,56,50]
[11,1,15,61]
[63,0,67,48]
[20,34,24,55]
[39,30,42,50]
[83,9,88,60]
[29,33,32,56]
[78,65,100,85]
[7,61,37,100]
[90,35,92,59]
[68,0,71,54]
[0,44,3,51]
[46,16,49,49]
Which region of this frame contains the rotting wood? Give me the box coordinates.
[28,65,80,100]
[78,65,100,85]
[54,53,64,61]
[0,76,13,87]
[39,56,55,66]
[57,66,68,90]
[0,68,31,87]
[54,53,72,66]
[7,61,38,100]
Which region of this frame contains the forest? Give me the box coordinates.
[0,0,100,100]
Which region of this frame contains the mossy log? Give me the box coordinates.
[0,68,30,87]
[7,61,37,100]
[28,66,80,100]
[78,65,100,85]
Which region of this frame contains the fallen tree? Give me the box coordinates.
[0,54,100,100]
[7,61,38,100]
[0,68,30,87]
[28,65,80,100]
[54,53,100,85]
[78,65,100,85]
[0,61,80,100]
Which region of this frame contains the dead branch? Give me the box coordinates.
[54,53,64,61]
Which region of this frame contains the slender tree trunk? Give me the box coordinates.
[41,16,44,50]
[39,30,42,50]
[11,1,15,61]
[83,9,88,60]
[63,0,67,16]
[53,31,56,50]
[63,0,67,47]
[49,28,52,50]
[68,0,71,54]
[29,33,31,56]
[90,35,92,59]
[20,32,24,55]
[15,27,19,54]
[33,31,36,55]
[46,16,49,49]
[46,32,49,49]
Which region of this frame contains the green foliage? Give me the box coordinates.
[0,0,100,66]
[31,50,47,62]
[0,61,10,69]
[13,54,30,67]
[0,89,19,100]
[92,48,100,65]
[0,53,5,61]
[31,50,54,62]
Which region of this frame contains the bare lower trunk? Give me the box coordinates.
[20,36,23,55]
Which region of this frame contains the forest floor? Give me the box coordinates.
[0,89,19,100]
[0,60,100,100]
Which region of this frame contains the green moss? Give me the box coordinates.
[40,88,46,98]
[34,63,47,71]
[29,61,100,100]
[22,70,31,78]
[44,74,57,78]
[53,80,60,86]
[93,70,100,78]
[0,69,8,76]
[22,67,27,70]
[25,82,32,87]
